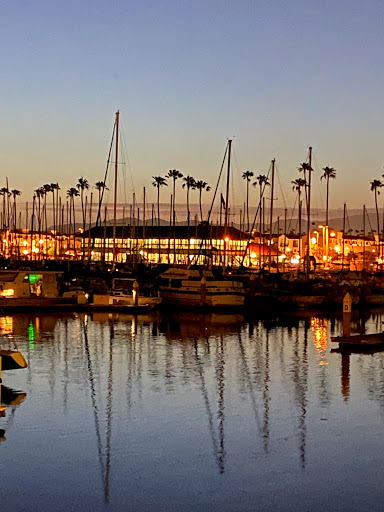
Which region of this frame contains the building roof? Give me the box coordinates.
[81,224,250,240]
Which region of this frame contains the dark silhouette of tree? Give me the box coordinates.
[195,180,211,222]
[321,167,336,226]
[242,171,254,231]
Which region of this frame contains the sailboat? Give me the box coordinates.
[159,140,245,308]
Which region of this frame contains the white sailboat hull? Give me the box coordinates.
[159,269,245,308]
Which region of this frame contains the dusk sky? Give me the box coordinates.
[2,0,384,211]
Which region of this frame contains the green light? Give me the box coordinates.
[28,322,35,348]
[28,274,41,284]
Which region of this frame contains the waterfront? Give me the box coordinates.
[2,310,384,511]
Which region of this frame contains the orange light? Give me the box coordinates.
[224,237,230,242]
[0,289,14,297]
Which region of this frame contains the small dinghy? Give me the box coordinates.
[0,349,28,371]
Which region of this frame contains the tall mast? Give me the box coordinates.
[268,158,275,272]
[223,139,232,272]
[363,204,366,271]
[342,202,346,270]
[143,186,146,246]
[112,110,119,266]
[306,146,312,277]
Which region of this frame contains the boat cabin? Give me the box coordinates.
[0,271,61,299]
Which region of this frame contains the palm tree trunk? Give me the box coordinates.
[199,189,203,223]
[375,191,380,264]
[73,197,77,257]
[69,198,72,253]
[173,178,176,264]
[259,185,262,269]
[326,177,329,226]
[81,190,85,232]
[157,186,160,263]
[44,195,47,233]
[298,193,302,266]
[246,181,249,232]
[187,186,190,262]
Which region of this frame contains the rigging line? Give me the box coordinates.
[240,164,272,267]
[365,210,380,253]
[275,163,287,210]
[194,143,228,263]
[231,148,247,208]
[119,124,135,195]
[104,321,114,503]
[81,320,106,487]
[345,205,351,233]
[216,336,225,474]
[287,195,298,234]
[237,333,262,433]
[193,339,221,473]
[85,120,116,270]
[232,149,246,195]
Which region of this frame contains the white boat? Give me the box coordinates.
[159,268,245,308]
[108,291,162,308]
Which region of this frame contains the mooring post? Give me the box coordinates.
[343,292,352,337]
[200,277,207,307]
[132,281,139,306]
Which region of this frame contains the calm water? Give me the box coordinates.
[1,309,384,511]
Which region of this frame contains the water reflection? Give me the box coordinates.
[2,309,384,510]
[0,385,27,443]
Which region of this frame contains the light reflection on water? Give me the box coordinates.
[2,310,384,511]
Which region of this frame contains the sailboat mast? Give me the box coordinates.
[306,146,312,277]
[223,139,232,272]
[363,204,366,271]
[268,158,275,272]
[342,202,346,270]
[112,110,119,266]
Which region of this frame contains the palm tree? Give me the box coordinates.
[10,189,21,257]
[11,189,21,231]
[370,179,383,250]
[77,177,90,232]
[43,184,52,232]
[152,176,168,227]
[35,187,45,233]
[0,187,9,228]
[195,180,211,222]
[152,176,167,263]
[182,175,196,262]
[49,183,60,257]
[166,170,183,225]
[242,171,254,231]
[182,175,196,226]
[94,181,109,206]
[49,183,60,231]
[292,178,307,260]
[321,167,336,227]
[67,187,80,254]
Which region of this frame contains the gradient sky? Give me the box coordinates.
[1,0,384,211]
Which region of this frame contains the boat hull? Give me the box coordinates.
[160,289,244,308]
[0,350,28,371]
